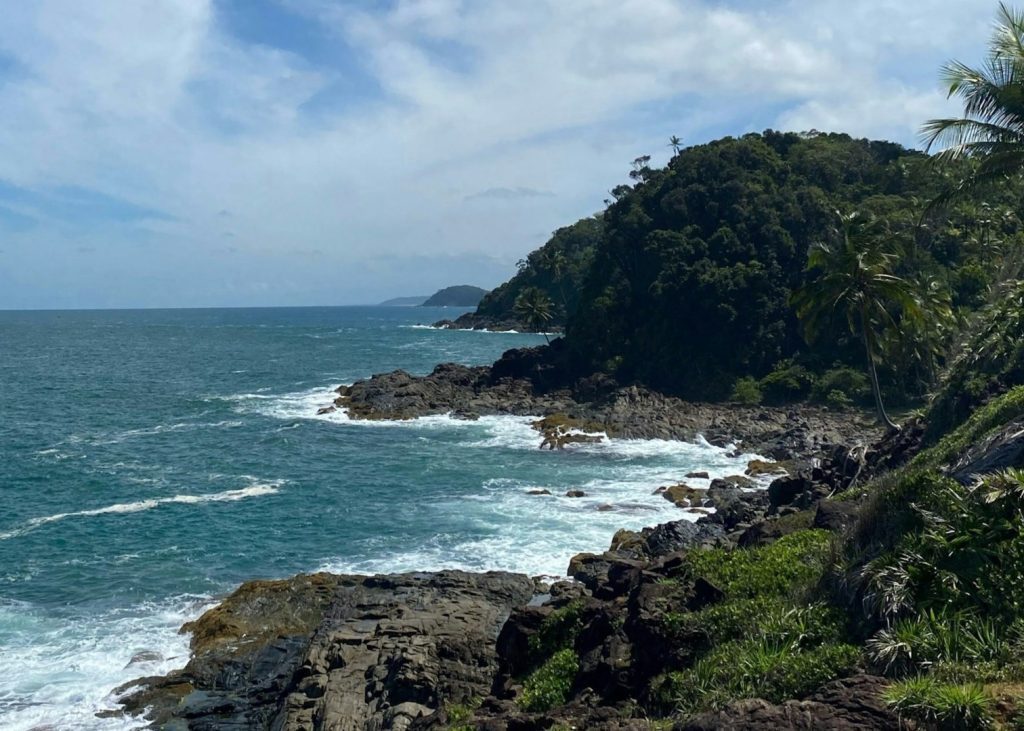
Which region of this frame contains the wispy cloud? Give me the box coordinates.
[0,0,999,307]
[464,187,555,202]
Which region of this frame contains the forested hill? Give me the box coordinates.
[470,130,1024,402]
[421,285,489,307]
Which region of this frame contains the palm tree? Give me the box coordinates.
[922,3,1024,201]
[668,135,683,154]
[539,248,570,315]
[792,212,927,430]
[514,287,554,343]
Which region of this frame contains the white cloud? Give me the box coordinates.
[0,0,1003,306]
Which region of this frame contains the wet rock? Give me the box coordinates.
[746,459,787,477]
[565,489,586,498]
[685,471,710,479]
[660,483,707,508]
[527,489,551,496]
[126,651,163,667]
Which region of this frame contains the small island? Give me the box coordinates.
[420,285,489,307]
[379,295,429,306]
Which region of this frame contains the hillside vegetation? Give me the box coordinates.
[465,131,1024,404]
[421,285,489,307]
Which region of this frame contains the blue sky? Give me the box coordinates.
[0,0,1002,308]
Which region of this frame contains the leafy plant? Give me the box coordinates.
[730,376,763,405]
[518,649,579,712]
[528,600,585,662]
[684,530,832,600]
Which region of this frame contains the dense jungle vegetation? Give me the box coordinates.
[476,131,1024,407]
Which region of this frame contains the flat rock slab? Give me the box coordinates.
[118,570,534,730]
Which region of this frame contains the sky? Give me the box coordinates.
[0,0,1005,309]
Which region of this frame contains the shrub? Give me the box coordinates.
[730,376,763,405]
[760,361,816,404]
[684,530,832,600]
[519,649,579,712]
[883,677,994,730]
[811,366,871,406]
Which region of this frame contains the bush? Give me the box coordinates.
[519,649,579,712]
[883,677,994,730]
[730,376,763,405]
[811,366,871,406]
[684,530,832,600]
[760,361,816,404]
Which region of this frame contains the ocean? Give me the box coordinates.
[0,306,761,729]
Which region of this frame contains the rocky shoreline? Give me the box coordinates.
[323,343,880,460]
[115,346,907,729]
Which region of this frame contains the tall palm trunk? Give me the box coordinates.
[861,305,899,431]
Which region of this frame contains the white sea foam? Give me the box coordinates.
[398,324,559,335]
[0,482,283,541]
[0,595,214,731]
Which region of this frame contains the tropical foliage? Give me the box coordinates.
[923,2,1024,203]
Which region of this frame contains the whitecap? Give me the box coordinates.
[0,482,284,541]
[0,595,215,731]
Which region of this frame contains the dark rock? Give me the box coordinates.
[704,483,769,531]
[813,499,861,533]
[118,571,534,730]
[768,474,813,509]
[565,489,587,498]
[527,489,551,496]
[660,484,706,507]
[685,471,710,479]
[738,510,814,548]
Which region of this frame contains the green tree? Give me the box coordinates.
[792,213,927,430]
[668,135,683,154]
[514,287,555,343]
[922,3,1024,201]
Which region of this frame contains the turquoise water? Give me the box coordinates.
[0,307,761,729]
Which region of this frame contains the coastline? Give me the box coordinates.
[113,346,893,729]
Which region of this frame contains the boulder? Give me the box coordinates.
[660,484,707,508]
[767,474,813,509]
[813,499,861,533]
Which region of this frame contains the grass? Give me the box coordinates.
[659,639,860,711]
[883,677,994,729]
[914,385,1024,469]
